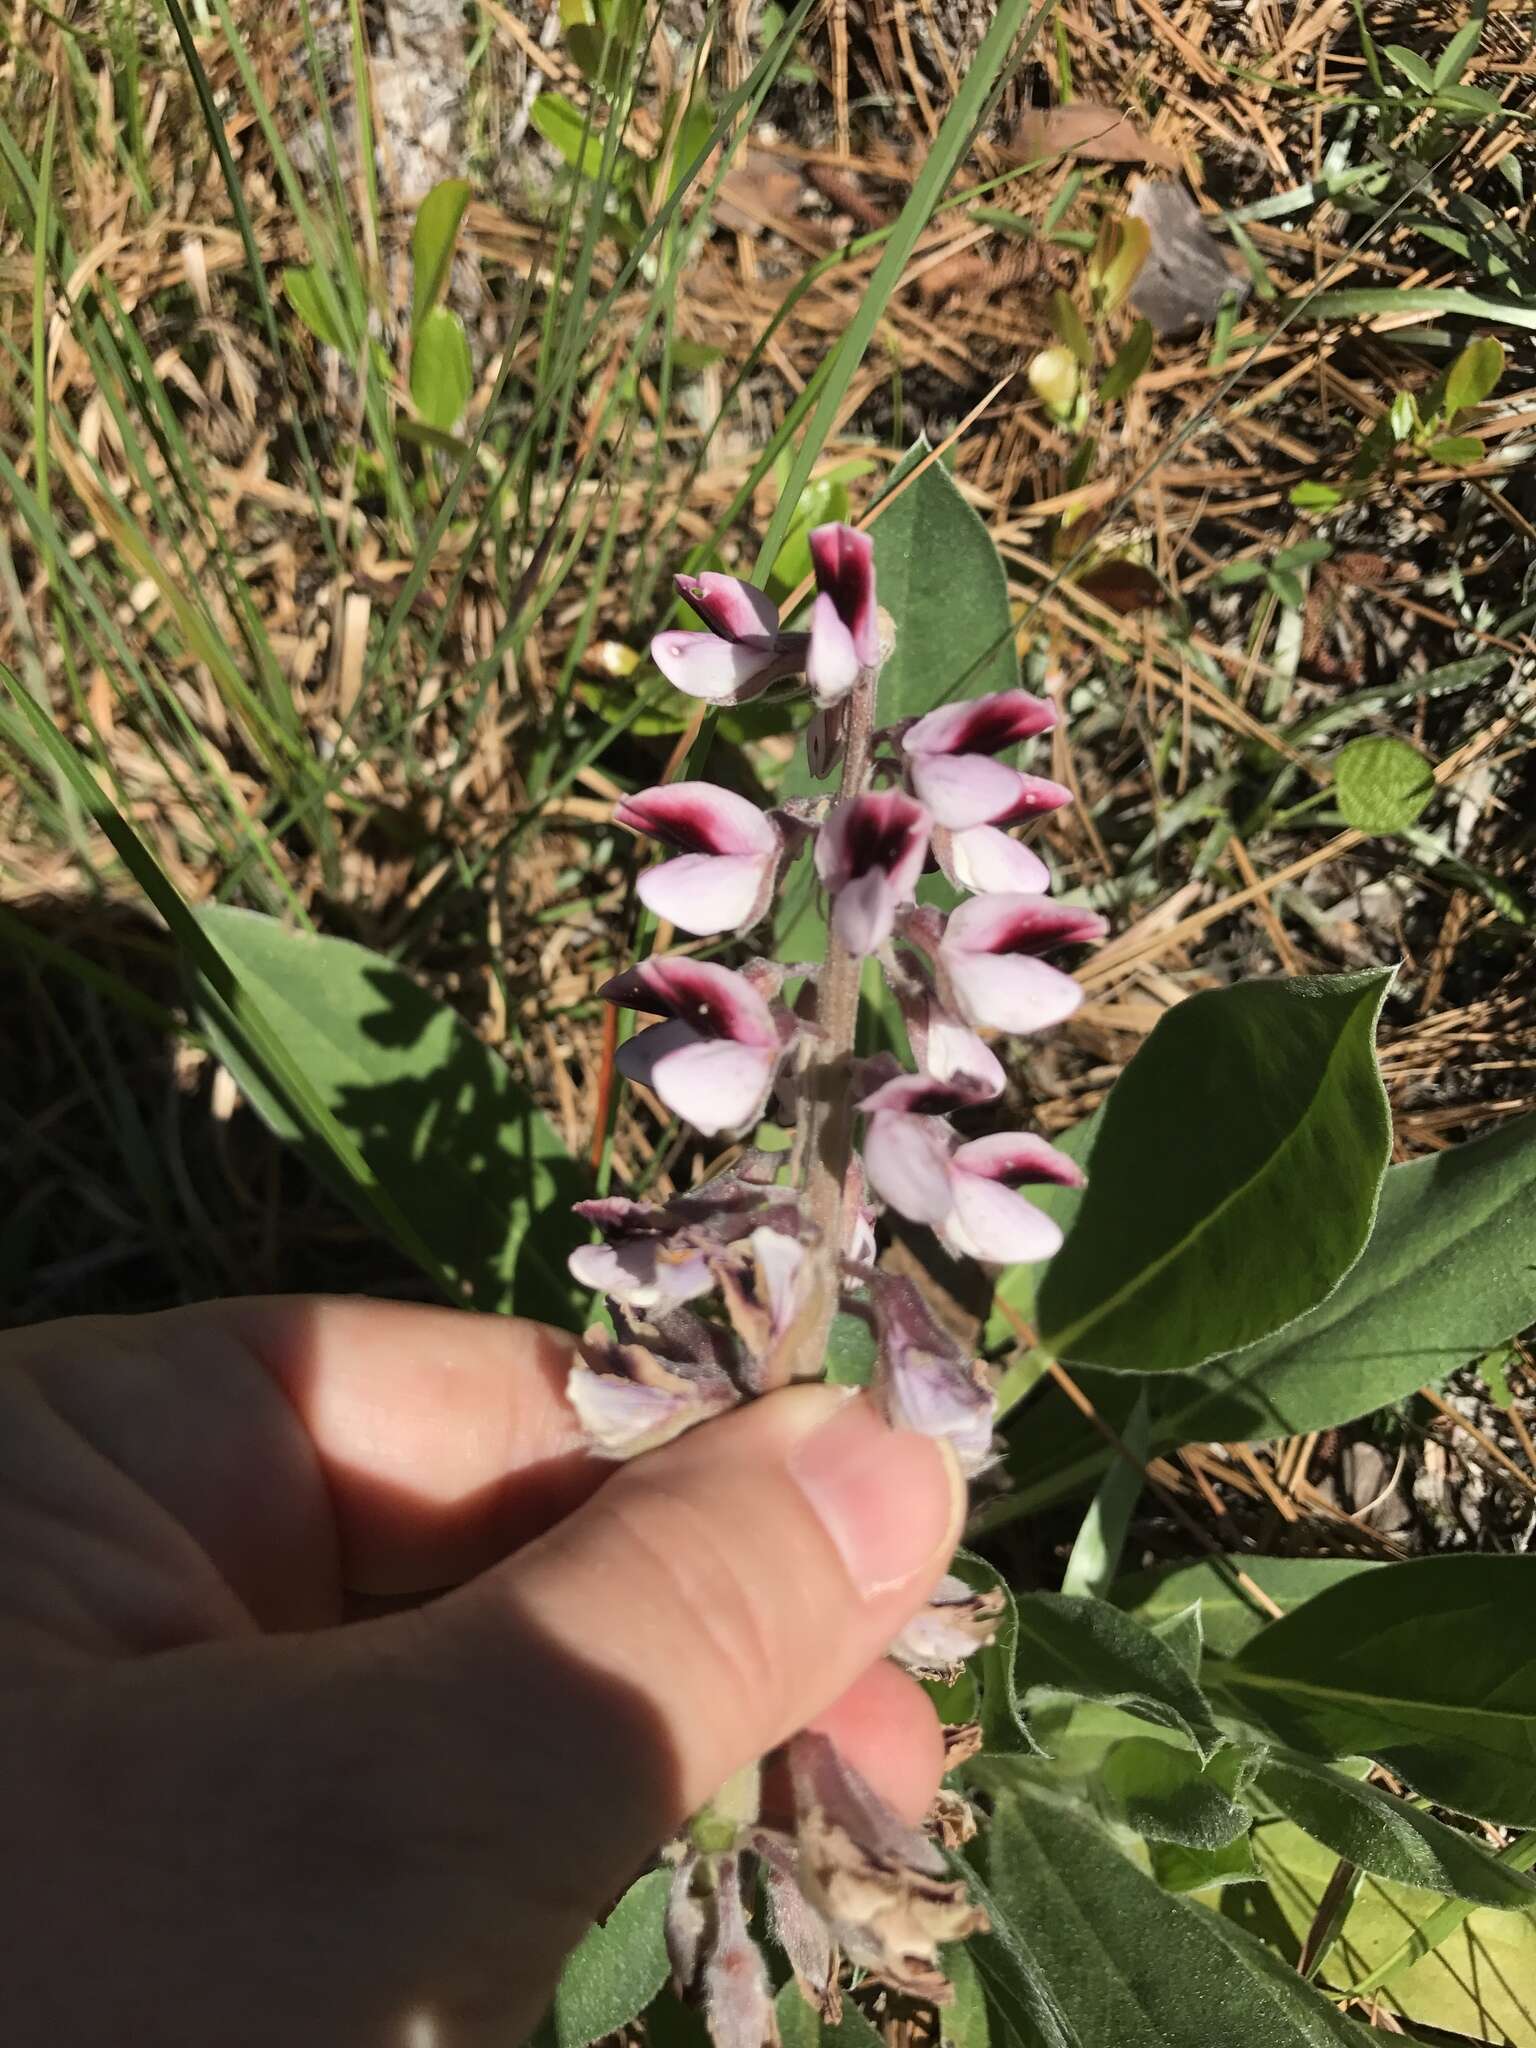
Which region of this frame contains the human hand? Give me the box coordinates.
[0,1296,963,2047]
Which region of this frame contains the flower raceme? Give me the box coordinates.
[570,520,1105,2042]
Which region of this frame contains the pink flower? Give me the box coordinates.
[650,571,808,704]
[937,892,1105,1034]
[815,789,932,955]
[901,688,1070,829]
[806,524,878,707]
[568,1317,741,1458]
[616,781,782,936]
[600,957,787,1137]
[933,822,1051,896]
[862,1108,1083,1265]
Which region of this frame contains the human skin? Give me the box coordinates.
[0,1296,961,2048]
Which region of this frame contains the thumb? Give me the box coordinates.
[440,1383,963,1901]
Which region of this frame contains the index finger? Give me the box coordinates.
[4,1297,594,1619]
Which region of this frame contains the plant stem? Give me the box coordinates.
[772,668,879,1388]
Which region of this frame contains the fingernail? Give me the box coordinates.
[787,1391,965,1599]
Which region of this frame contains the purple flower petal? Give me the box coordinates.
[809,522,878,664]
[858,1070,994,1116]
[939,823,1051,895]
[616,781,777,857]
[902,688,1056,759]
[637,851,775,935]
[650,630,786,703]
[567,1237,715,1309]
[907,751,1028,828]
[943,892,1107,959]
[600,956,780,1047]
[872,1278,996,1476]
[951,1130,1085,1189]
[659,1043,779,1137]
[805,590,860,706]
[816,789,932,956]
[861,1111,955,1224]
[941,949,1085,1034]
[675,570,779,642]
[941,1175,1063,1265]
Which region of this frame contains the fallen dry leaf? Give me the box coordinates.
[1013,102,1178,170]
[1126,178,1253,335]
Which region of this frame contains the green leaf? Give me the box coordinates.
[1332,735,1434,834]
[1425,432,1485,466]
[1443,334,1504,414]
[531,90,608,180]
[1289,482,1343,510]
[1213,559,1268,586]
[1012,1591,1224,1756]
[1257,1752,1536,1908]
[1035,971,1393,1373]
[1112,1557,1384,1659]
[965,1786,1374,2045]
[1174,1103,1536,1442]
[1433,16,1482,86]
[1273,539,1333,569]
[553,1869,670,2048]
[1060,1389,1147,1599]
[191,908,584,1319]
[410,306,474,431]
[954,1552,1044,1758]
[1098,317,1153,404]
[410,178,471,332]
[1268,569,1306,611]
[941,1940,991,2048]
[282,264,347,351]
[1149,1831,1262,1893]
[1221,1556,1536,1825]
[1049,288,1094,368]
[1383,43,1435,91]
[1097,1737,1252,1848]
[774,1985,885,2048]
[1433,81,1502,115]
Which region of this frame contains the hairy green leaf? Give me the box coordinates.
[1257,1752,1536,1908]
[553,1869,670,2048]
[1013,1592,1223,1757]
[1443,334,1504,415]
[1332,736,1434,835]
[965,1786,1373,2045]
[1096,1737,1252,1848]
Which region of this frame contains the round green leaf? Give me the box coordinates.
[1332,735,1434,834]
[410,307,474,431]
[1036,970,1393,1373]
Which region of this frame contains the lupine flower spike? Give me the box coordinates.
[568,523,1104,2045]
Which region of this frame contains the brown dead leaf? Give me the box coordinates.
[1075,559,1167,615]
[1013,103,1177,171]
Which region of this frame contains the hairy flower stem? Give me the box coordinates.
[771,666,881,1388]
